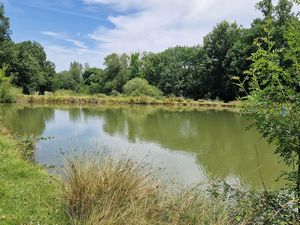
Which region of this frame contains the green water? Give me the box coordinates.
[0,105,286,189]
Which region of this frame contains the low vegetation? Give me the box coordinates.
[17,90,239,109]
[63,154,299,225]
[123,78,163,98]
[0,67,15,103]
[0,130,67,224]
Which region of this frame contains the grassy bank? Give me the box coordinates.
[18,93,240,109]
[0,129,67,224]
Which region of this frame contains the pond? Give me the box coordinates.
[1,105,286,189]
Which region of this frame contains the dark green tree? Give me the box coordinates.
[0,3,10,42]
[203,21,243,101]
[128,52,143,80]
[82,67,106,94]
[0,2,15,71]
[69,61,83,84]
[9,41,56,94]
[53,62,83,92]
[103,53,130,94]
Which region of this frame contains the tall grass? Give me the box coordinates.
[63,155,245,225]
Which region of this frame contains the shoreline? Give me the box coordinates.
[16,94,240,109]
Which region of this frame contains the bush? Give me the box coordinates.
[0,68,16,103]
[208,180,299,224]
[123,78,162,99]
[0,82,15,103]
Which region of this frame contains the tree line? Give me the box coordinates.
[0,0,299,102]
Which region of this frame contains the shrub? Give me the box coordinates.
[208,179,299,224]
[123,78,162,99]
[0,68,16,103]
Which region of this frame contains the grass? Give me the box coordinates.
[63,154,245,225]
[17,91,240,109]
[0,129,68,224]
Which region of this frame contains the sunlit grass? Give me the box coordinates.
[18,91,239,109]
[0,132,68,224]
[63,154,245,225]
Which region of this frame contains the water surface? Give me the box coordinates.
[1,105,286,189]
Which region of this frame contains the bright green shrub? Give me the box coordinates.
[0,68,16,103]
[123,78,162,99]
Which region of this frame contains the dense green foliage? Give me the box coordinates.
[0,0,298,101]
[0,4,55,95]
[241,1,300,215]
[123,78,162,98]
[0,67,15,103]
[210,180,299,224]
[10,41,56,94]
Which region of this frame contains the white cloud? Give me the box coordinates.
[42,31,88,49]
[86,0,260,55]
[46,0,263,71]
[42,31,61,38]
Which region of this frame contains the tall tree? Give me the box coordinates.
[0,3,10,42]
[69,61,83,84]
[10,41,56,94]
[53,62,84,92]
[203,21,243,101]
[0,2,14,70]
[128,52,143,80]
[103,53,130,93]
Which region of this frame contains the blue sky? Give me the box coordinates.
[3,0,262,71]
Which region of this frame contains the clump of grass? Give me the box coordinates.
[63,155,158,225]
[63,154,245,225]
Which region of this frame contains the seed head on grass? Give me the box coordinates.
[63,154,159,225]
